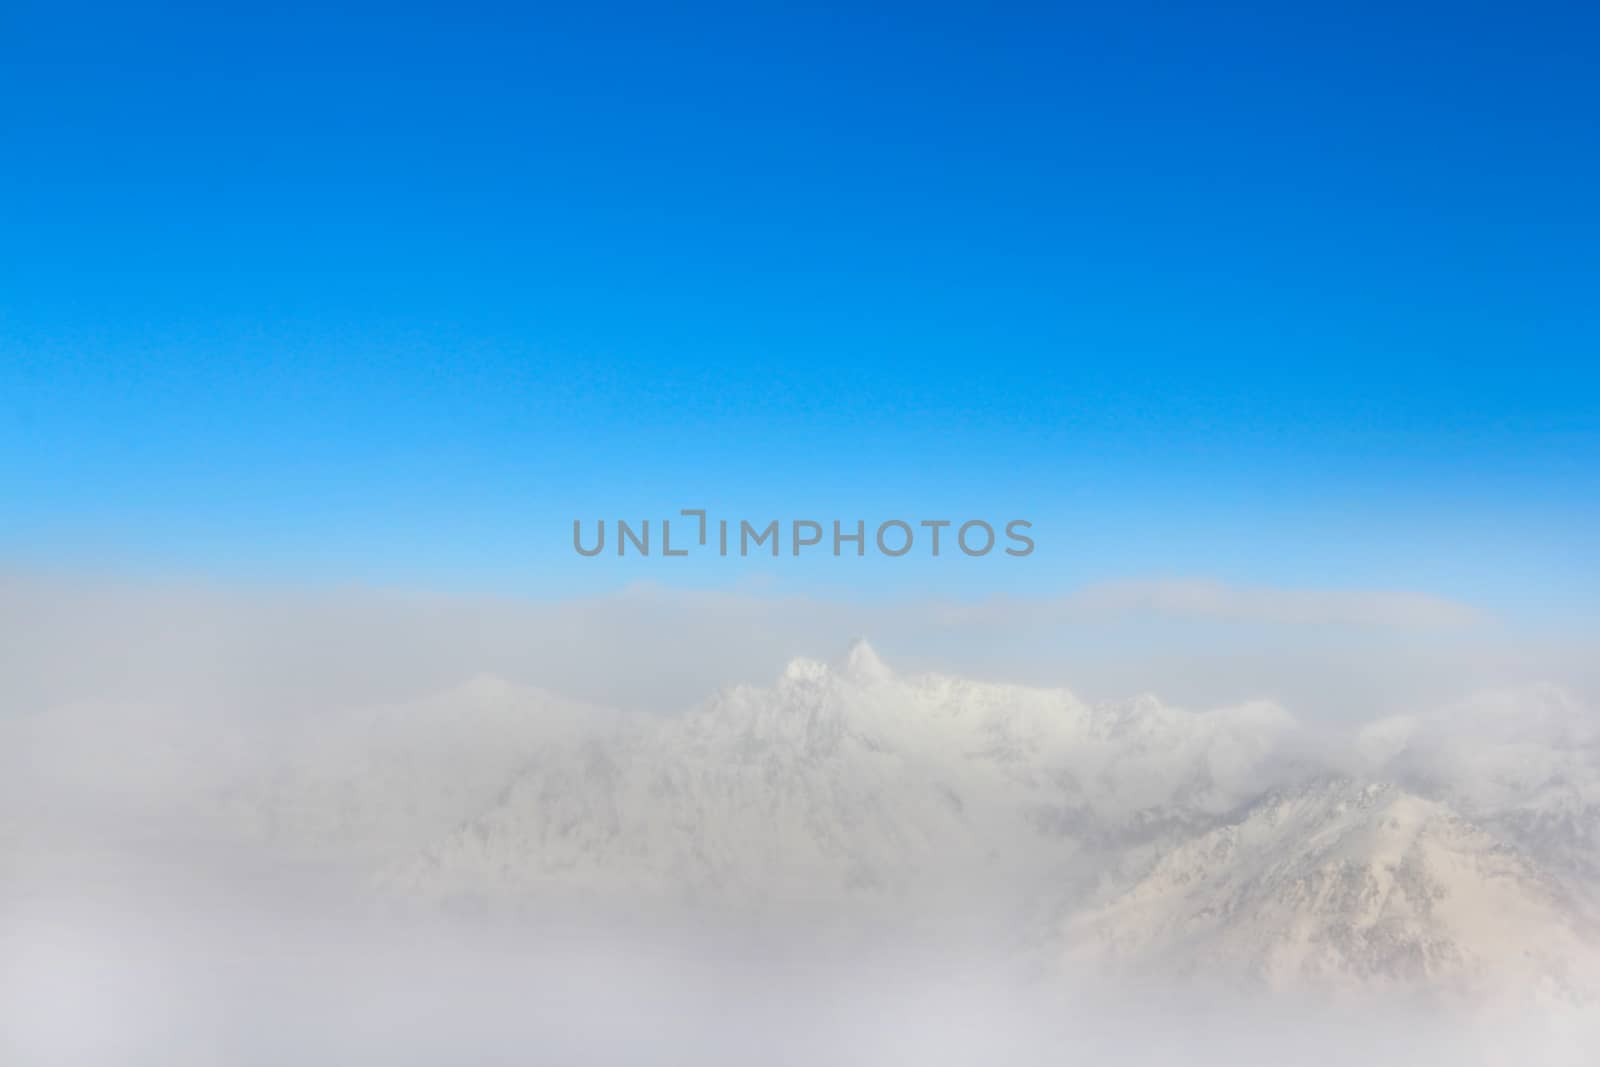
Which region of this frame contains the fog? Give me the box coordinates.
[3,572,1598,1065]
[5,848,1592,1067]
[5,864,1593,1065]
[3,571,1592,720]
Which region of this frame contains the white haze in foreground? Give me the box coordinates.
[5,889,1590,1067]
[3,577,1599,1064]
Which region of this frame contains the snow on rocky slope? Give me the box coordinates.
[387,641,1302,929]
[1360,684,1600,900]
[1061,776,1600,1004]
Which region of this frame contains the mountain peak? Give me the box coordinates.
[843,638,892,682]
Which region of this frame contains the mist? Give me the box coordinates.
[3,572,1598,1065]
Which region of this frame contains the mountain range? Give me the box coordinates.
[182,640,1600,1007]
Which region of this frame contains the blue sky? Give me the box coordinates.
[2,3,1596,618]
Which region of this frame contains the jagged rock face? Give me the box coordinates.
[1062,779,1600,1004]
[1360,685,1600,902]
[385,644,1303,928]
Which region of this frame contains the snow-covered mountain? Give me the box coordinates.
[30,640,1597,1006]
[380,641,1306,928]
[1360,685,1600,901]
[1062,777,1600,1004]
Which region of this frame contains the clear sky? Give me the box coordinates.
[2,2,1596,619]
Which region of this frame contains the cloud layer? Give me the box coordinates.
[0,570,1587,722]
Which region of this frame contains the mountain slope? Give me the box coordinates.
[1362,685,1600,898]
[390,642,1301,929]
[1062,777,1600,1004]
